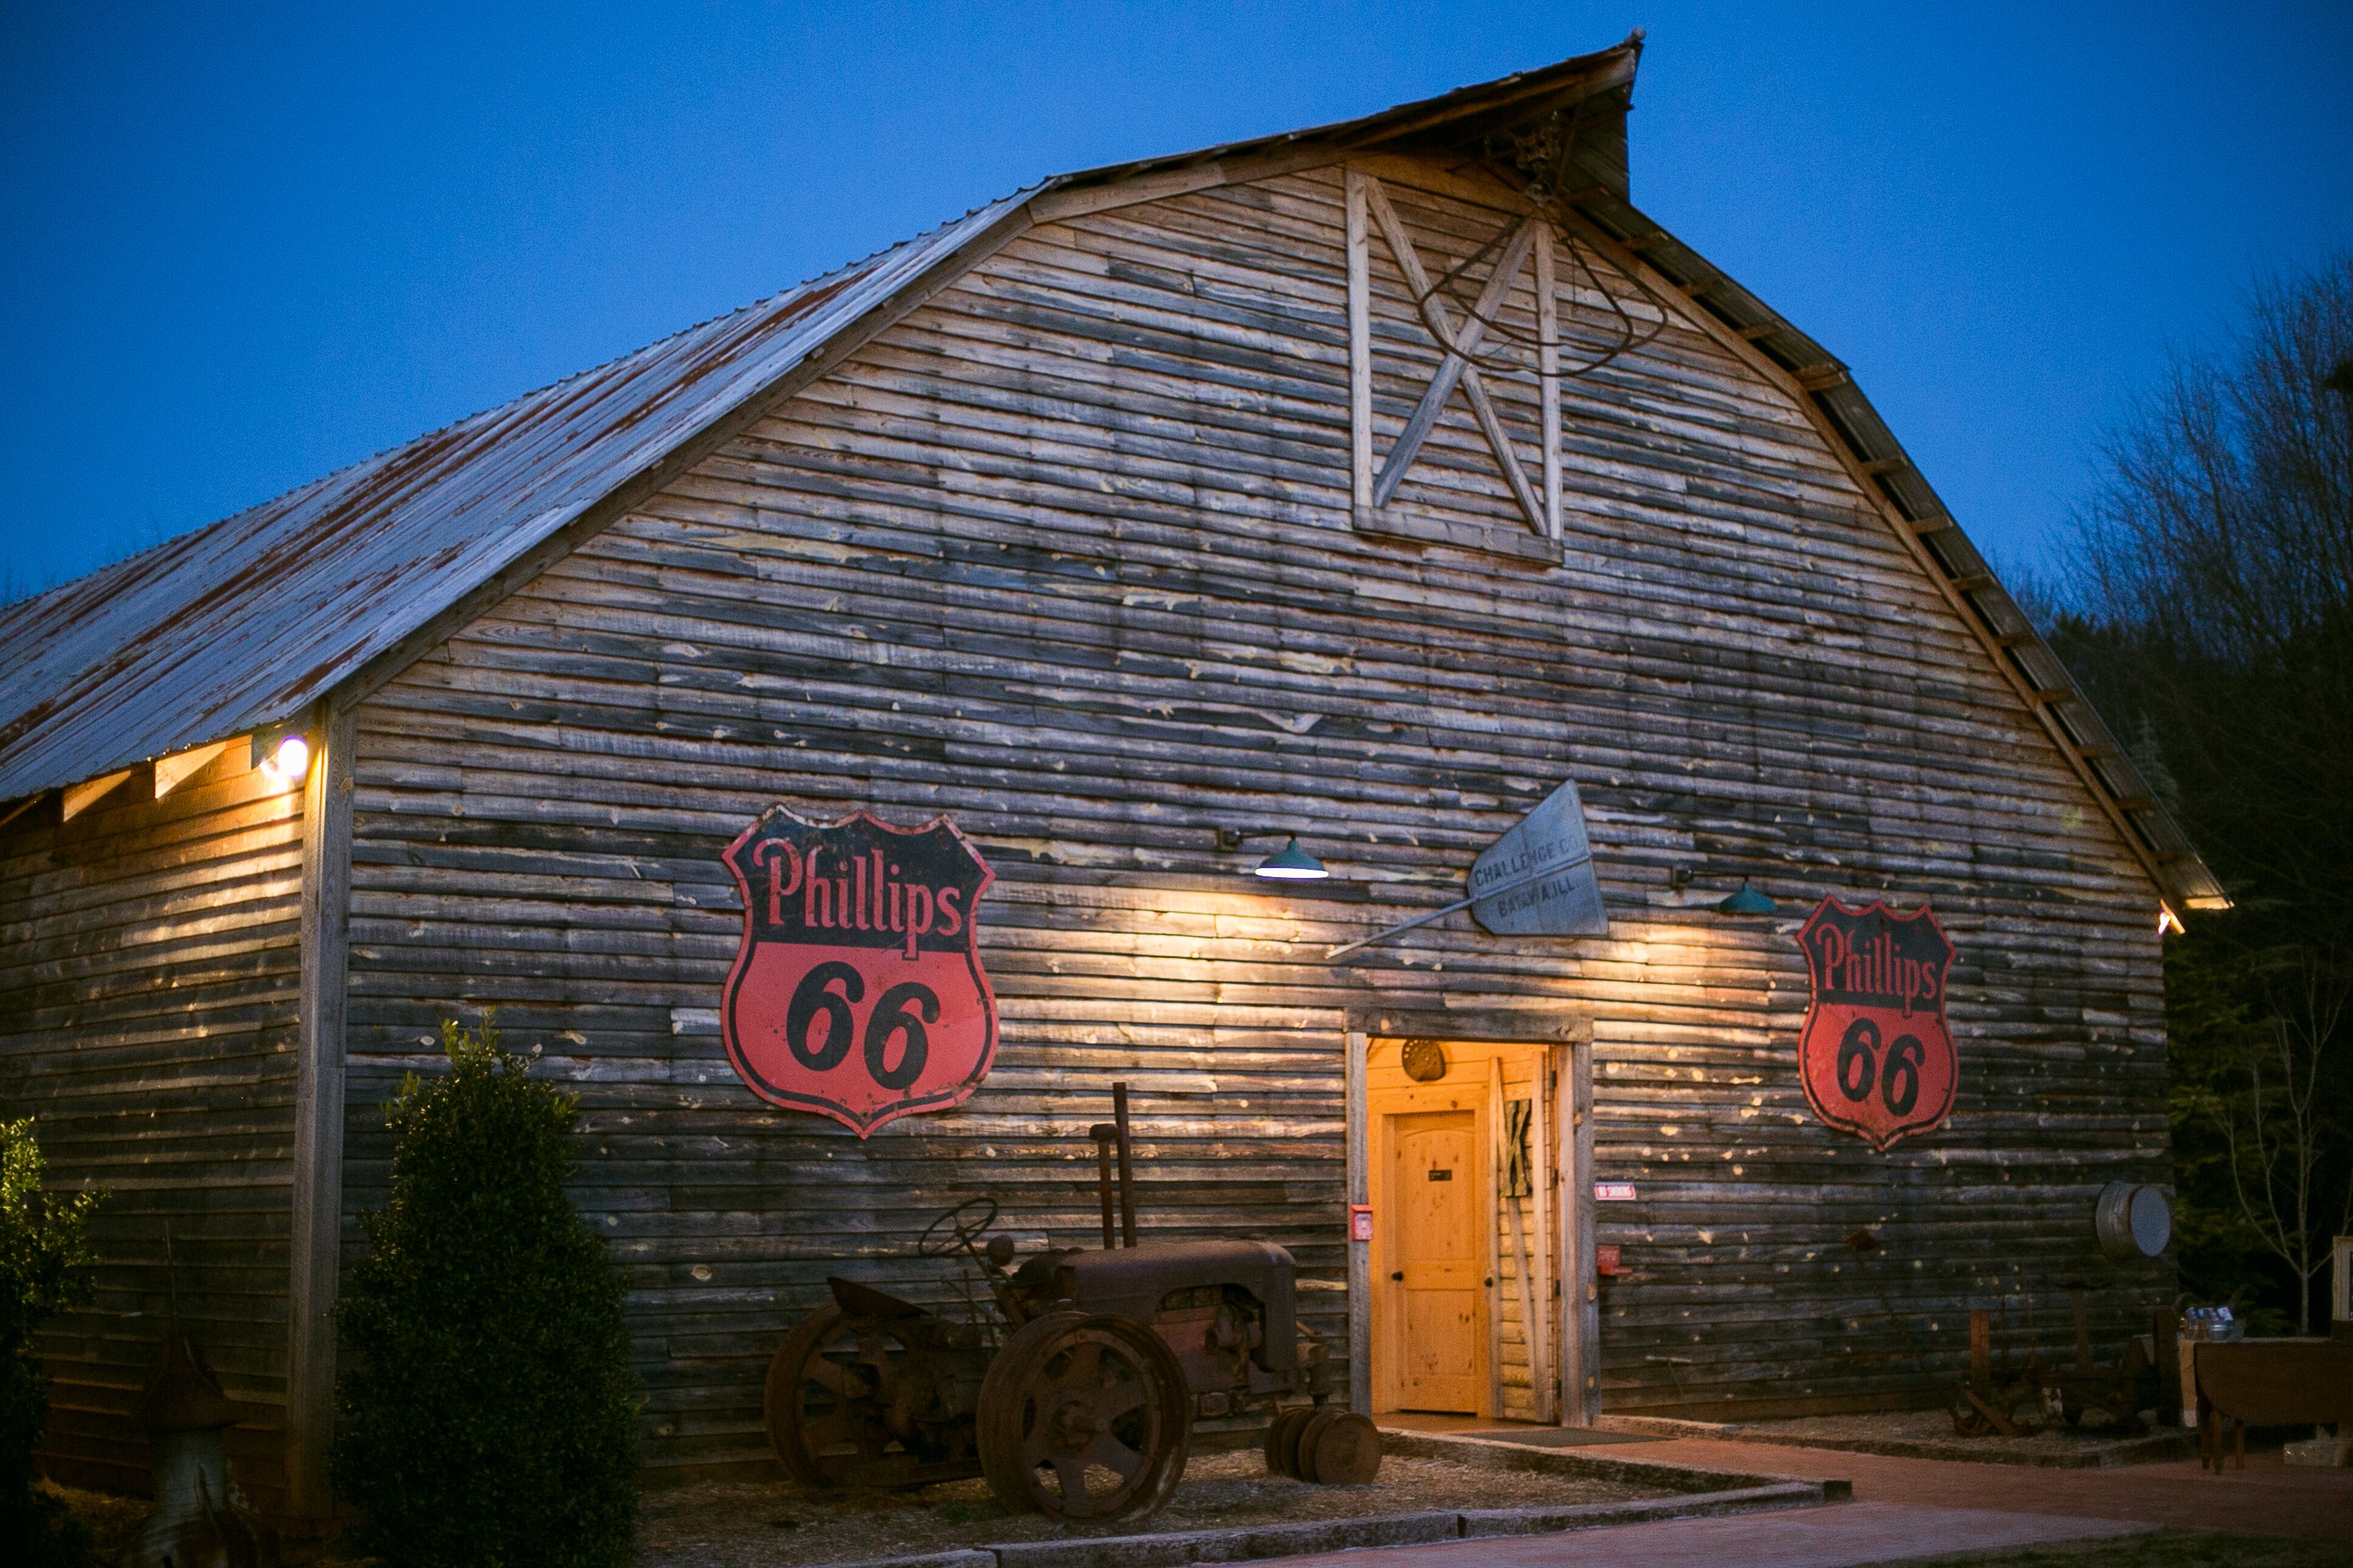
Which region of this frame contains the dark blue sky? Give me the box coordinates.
[4,2,2348,598]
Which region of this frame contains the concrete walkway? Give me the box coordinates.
[1628,1434,2353,1540]
[1246,1502,2149,1568]
[1243,1423,2353,1566]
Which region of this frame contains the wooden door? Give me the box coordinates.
[1384,1109,1487,1412]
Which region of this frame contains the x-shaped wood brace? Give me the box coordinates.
[1362,179,1547,529]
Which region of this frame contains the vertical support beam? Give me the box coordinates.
[1558,1041,1600,1424]
[1344,168,1374,521]
[284,702,356,1518]
[1483,1059,1505,1419]
[1536,225,1562,541]
[1531,1050,1556,1424]
[1344,1029,1372,1416]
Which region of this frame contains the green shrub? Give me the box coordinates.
[332,1019,638,1567]
[0,1117,103,1568]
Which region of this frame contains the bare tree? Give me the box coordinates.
[2072,258,2353,936]
[2052,258,2353,1327]
[2202,953,2353,1334]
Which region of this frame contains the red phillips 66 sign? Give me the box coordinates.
[720,806,997,1137]
[1795,896,1957,1151]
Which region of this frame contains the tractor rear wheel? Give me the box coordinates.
[765,1303,980,1488]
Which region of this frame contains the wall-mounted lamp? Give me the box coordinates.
[2158,906,2186,937]
[1214,827,1329,881]
[1716,880,1776,917]
[253,728,312,789]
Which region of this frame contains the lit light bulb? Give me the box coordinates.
[1252,837,1328,880]
[263,733,311,785]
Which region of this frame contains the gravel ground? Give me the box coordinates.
[634,1446,1664,1568]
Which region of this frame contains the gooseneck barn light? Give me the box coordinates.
[1252,837,1328,880]
[1213,827,1330,882]
[1716,880,1776,916]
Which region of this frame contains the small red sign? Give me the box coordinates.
[1350,1205,1375,1242]
[1595,1244,1624,1276]
[1593,1182,1637,1202]
[720,805,997,1137]
[1796,895,1958,1151]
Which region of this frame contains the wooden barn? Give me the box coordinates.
[0,36,2225,1522]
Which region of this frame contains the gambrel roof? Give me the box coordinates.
[0,36,2225,911]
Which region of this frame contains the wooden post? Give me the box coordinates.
[1485,1063,1506,1419]
[1344,168,1373,521]
[1531,1053,1556,1424]
[2154,1309,2180,1423]
[284,702,355,1519]
[1345,1029,1372,1417]
[1536,224,1562,541]
[1559,1041,1600,1424]
[1969,1309,1991,1396]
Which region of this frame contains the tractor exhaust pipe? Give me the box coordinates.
[1090,1084,1140,1248]
[1113,1082,1138,1248]
[1090,1122,1118,1248]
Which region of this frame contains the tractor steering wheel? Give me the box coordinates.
[916,1195,1000,1258]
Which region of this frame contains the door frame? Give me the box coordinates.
[1344,1005,1596,1425]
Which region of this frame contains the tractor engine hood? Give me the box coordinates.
[1018,1239,1300,1372]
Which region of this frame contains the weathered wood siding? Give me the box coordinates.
[343,152,2169,1472]
[0,747,303,1501]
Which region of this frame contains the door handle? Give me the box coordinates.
[1485,1277,1494,1287]
[1390,1271,1404,1281]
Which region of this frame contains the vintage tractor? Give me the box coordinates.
[763,1086,1378,1521]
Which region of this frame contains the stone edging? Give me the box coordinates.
[1595,1413,2199,1469]
[807,1429,1844,1568]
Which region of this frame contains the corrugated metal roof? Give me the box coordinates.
[0,196,1030,801]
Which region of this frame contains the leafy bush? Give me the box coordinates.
[332,1019,638,1567]
[0,1117,103,1568]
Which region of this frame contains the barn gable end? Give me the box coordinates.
[335,154,2172,1475]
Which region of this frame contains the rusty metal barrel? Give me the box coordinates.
[2094,1180,2171,1261]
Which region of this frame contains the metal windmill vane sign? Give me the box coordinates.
[1463,779,1607,937]
[1331,778,1607,959]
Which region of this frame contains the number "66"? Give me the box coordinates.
[785,962,939,1090]
[1835,1017,1923,1117]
